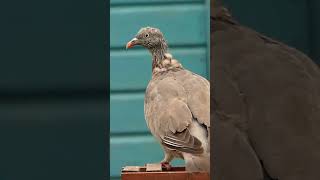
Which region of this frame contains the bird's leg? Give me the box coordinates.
[160,152,173,171]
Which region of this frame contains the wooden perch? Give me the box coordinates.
[121,165,209,180]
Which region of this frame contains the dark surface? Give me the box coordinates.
[310,0,320,64]
[0,0,108,179]
[222,0,319,64]
[211,4,320,180]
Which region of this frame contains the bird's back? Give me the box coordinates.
[144,68,210,146]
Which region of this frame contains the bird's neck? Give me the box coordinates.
[150,45,168,70]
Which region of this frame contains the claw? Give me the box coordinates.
[161,162,172,171]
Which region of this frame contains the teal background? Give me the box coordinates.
[110,0,210,179]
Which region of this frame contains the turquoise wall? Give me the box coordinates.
[110,0,210,179]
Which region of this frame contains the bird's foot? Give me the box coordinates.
[160,162,172,171]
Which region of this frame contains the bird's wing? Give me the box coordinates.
[162,129,204,154]
[145,73,206,154]
[175,70,210,129]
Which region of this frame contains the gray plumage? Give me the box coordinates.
[126,27,210,172]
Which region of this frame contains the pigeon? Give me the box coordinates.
[211,1,320,180]
[126,27,210,172]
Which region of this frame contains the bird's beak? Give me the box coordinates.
[126,38,138,49]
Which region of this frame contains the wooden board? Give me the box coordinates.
[110,135,185,177]
[122,167,209,180]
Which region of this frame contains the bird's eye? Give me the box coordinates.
[145,34,149,37]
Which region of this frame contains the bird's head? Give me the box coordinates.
[126,27,167,50]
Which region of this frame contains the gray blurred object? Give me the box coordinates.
[211,0,320,179]
[126,27,210,172]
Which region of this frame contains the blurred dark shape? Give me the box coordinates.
[0,0,108,179]
[211,0,320,179]
[222,0,320,64]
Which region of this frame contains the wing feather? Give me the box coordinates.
[144,70,210,154]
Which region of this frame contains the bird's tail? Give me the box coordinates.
[183,152,210,172]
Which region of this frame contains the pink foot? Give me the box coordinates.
[161,162,172,171]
